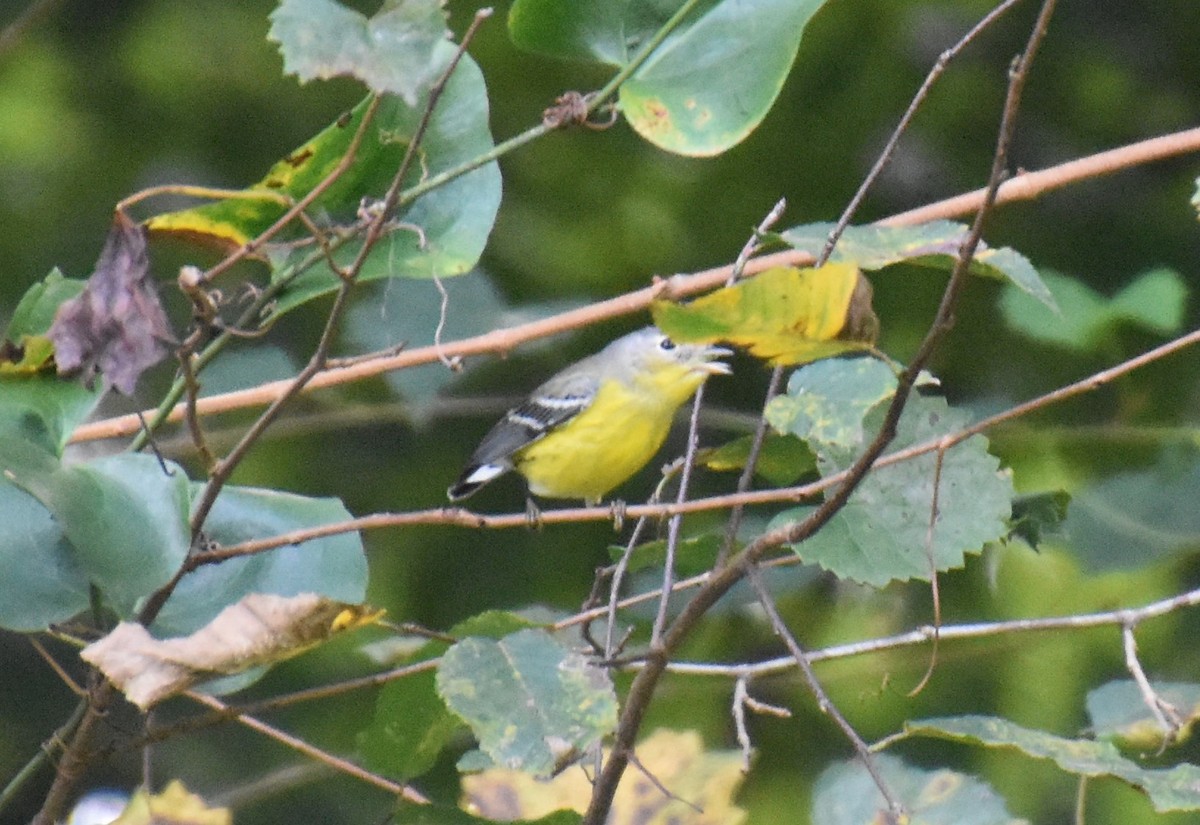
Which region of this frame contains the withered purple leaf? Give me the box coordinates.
[49,211,174,395]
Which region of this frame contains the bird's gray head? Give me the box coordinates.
[611,326,732,376]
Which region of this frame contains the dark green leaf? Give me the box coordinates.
[436,629,617,777]
[907,715,1200,813]
[507,0,632,65]
[0,374,103,456]
[608,534,722,576]
[783,221,1056,309]
[153,485,368,636]
[813,752,1025,825]
[360,667,462,780]
[771,394,1013,586]
[5,268,85,340]
[698,433,816,486]
[1007,490,1069,550]
[270,0,451,103]
[450,610,544,639]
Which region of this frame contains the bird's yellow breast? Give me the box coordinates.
[514,367,706,502]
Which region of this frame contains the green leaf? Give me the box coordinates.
[609,534,722,576]
[1000,267,1187,351]
[9,453,192,617]
[771,394,1013,586]
[765,356,897,449]
[1087,680,1200,750]
[0,480,90,631]
[619,0,827,156]
[148,50,500,316]
[782,221,1056,309]
[450,610,544,639]
[436,628,618,777]
[269,0,451,104]
[4,268,85,340]
[0,374,103,456]
[1007,490,1069,550]
[812,753,1026,825]
[360,667,462,780]
[359,610,541,780]
[507,0,632,65]
[276,55,500,313]
[509,0,827,155]
[907,715,1200,813]
[698,432,816,486]
[153,485,368,635]
[1063,447,1200,571]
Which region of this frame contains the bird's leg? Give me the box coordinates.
[524,497,544,531]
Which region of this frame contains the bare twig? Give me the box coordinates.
[748,565,901,814]
[907,439,950,698]
[819,0,1025,261]
[185,692,428,803]
[1121,622,1183,747]
[651,389,707,645]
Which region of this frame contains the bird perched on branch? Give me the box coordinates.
[447,326,731,505]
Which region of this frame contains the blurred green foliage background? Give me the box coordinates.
[3,0,1200,823]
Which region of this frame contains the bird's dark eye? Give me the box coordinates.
[658,337,677,351]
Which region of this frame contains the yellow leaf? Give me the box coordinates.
[462,729,747,825]
[82,593,383,710]
[0,335,55,374]
[653,263,879,365]
[111,780,230,825]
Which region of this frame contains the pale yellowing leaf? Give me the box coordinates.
[110,780,230,825]
[462,728,746,825]
[82,592,382,709]
[652,264,878,366]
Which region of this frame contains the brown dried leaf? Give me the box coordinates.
[49,211,173,394]
[82,592,382,709]
[463,729,747,825]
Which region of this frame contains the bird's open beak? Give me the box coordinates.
[697,345,734,375]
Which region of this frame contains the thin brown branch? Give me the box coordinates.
[747,565,902,815]
[68,125,1200,446]
[185,691,428,804]
[188,314,1200,565]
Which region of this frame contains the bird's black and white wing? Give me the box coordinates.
[446,371,598,501]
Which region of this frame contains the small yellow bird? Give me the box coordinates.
[447,326,731,504]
